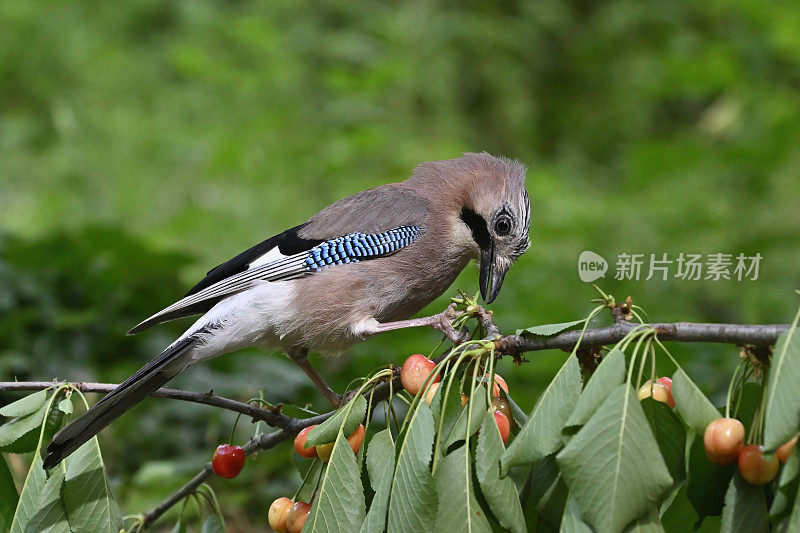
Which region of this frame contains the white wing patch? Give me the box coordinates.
[247,246,290,269]
[129,226,421,334]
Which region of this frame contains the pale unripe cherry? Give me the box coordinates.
[424,382,440,406]
[400,354,440,396]
[637,380,674,408]
[657,376,672,391]
[776,434,798,463]
[285,501,311,533]
[316,442,334,462]
[268,497,294,532]
[703,418,745,465]
[316,424,365,463]
[738,445,779,485]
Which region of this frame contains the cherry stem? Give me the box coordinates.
[292,459,319,502]
[725,359,746,419]
[309,463,325,505]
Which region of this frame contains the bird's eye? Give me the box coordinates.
[494,215,512,236]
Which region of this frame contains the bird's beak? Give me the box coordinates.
[479,243,507,304]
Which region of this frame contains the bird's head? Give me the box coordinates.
[410,152,531,303]
[460,158,530,303]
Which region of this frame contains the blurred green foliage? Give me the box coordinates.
[1,0,799,529]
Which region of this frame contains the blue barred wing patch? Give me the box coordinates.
[304,226,421,271]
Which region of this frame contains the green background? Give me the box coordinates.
[1,1,799,530]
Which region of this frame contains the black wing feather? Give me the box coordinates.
[184,223,322,297]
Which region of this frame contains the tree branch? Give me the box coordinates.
[496,321,790,355]
[0,381,294,428]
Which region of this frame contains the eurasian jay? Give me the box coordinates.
[44,152,531,468]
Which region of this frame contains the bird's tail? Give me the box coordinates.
[43,335,199,470]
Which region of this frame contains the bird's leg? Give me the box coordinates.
[362,304,469,344]
[287,348,342,408]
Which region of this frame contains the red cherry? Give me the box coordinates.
[777,434,798,463]
[268,497,294,532]
[212,444,245,479]
[424,382,440,406]
[400,354,440,396]
[493,410,511,443]
[703,418,745,465]
[286,501,311,533]
[738,445,779,485]
[657,376,672,391]
[637,380,675,408]
[347,424,366,454]
[492,397,514,430]
[484,373,509,398]
[293,426,318,459]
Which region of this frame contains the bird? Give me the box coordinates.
[44,152,531,469]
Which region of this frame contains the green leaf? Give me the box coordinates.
[0,455,18,532]
[660,486,700,533]
[11,452,49,532]
[0,427,40,454]
[720,473,768,533]
[433,443,491,532]
[201,515,225,533]
[431,378,465,446]
[640,398,687,485]
[306,395,367,447]
[0,402,48,448]
[302,431,365,533]
[62,437,123,533]
[787,482,800,533]
[730,382,760,429]
[360,429,395,533]
[501,355,581,475]
[443,385,488,450]
[520,455,568,529]
[559,495,591,533]
[21,464,70,533]
[556,384,673,532]
[1,401,65,455]
[475,411,525,533]
[623,508,664,532]
[770,442,799,519]
[517,319,587,337]
[386,403,436,533]
[763,325,800,450]
[565,348,626,430]
[672,369,720,435]
[0,390,49,418]
[686,433,735,519]
[503,391,528,427]
[57,398,72,415]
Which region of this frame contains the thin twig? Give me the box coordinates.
[0,381,293,428]
[141,375,401,527]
